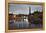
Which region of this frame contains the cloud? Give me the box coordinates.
[9,4,42,14]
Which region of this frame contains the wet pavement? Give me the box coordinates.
[8,21,42,30]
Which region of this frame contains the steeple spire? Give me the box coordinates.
[29,6,31,14]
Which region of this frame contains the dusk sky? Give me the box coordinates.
[9,4,42,14]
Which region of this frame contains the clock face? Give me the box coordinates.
[8,3,43,30]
